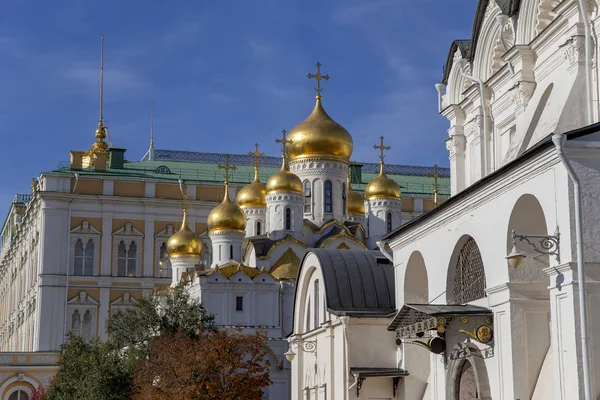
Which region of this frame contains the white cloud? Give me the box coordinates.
[63,62,148,95]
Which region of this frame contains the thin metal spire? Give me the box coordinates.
[150,101,154,150]
[99,34,104,123]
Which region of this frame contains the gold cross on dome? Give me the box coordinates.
[248,143,265,169]
[427,164,445,206]
[275,129,292,157]
[217,154,237,184]
[307,62,330,97]
[373,136,391,163]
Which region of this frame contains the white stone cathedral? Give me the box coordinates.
[289,0,600,399]
[166,89,404,399]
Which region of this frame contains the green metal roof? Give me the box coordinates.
[50,155,450,197]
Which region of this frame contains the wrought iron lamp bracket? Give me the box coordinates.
[511,228,560,263]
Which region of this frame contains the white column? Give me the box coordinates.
[98,287,110,341]
[143,219,154,277]
[101,215,113,276]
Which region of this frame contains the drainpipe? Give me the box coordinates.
[376,239,394,262]
[434,83,445,113]
[457,60,490,175]
[552,133,592,400]
[62,174,79,341]
[577,0,594,125]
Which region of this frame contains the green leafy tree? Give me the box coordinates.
[47,284,213,400]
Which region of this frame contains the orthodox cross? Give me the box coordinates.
[217,154,237,184]
[427,164,445,206]
[373,136,391,163]
[307,62,330,97]
[275,129,292,158]
[248,143,265,169]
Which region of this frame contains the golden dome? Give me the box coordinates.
[208,183,247,233]
[286,97,353,162]
[266,157,303,194]
[236,169,267,208]
[365,163,401,200]
[347,179,365,215]
[167,209,204,257]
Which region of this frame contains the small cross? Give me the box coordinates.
[275,129,292,157]
[248,143,265,169]
[307,62,330,97]
[373,136,391,163]
[217,154,237,184]
[427,164,445,206]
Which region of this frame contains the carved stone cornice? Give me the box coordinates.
[446,134,466,159]
[561,35,590,71]
[511,80,536,112]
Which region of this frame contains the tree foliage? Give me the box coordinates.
[133,327,271,400]
[46,285,215,400]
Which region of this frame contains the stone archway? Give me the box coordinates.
[506,193,552,398]
[402,251,430,398]
[447,344,492,400]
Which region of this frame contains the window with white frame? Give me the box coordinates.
[324,181,332,213]
[71,309,93,338]
[74,238,94,276]
[117,240,137,277]
[112,222,143,277]
[155,224,175,278]
[67,291,98,340]
[304,180,312,213]
[70,220,101,276]
[8,389,30,400]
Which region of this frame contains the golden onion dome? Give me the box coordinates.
[208,183,247,233]
[266,157,303,194]
[286,96,353,162]
[347,182,365,215]
[167,209,204,257]
[365,163,401,200]
[236,169,267,208]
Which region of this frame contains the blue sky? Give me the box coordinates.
[0,0,477,214]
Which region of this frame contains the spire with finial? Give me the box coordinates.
[275,129,292,171]
[373,135,391,175]
[92,34,108,152]
[217,155,237,202]
[427,164,445,206]
[307,62,330,99]
[248,143,265,181]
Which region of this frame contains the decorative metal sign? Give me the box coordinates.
[396,317,438,339]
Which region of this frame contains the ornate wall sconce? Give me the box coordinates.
[506,228,560,268]
[285,337,317,362]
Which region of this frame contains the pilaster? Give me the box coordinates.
[143,219,154,277]
[101,216,112,276]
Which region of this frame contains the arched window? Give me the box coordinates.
[342,183,347,214]
[256,221,261,236]
[324,181,332,213]
[219,245,222,260]
[71,309,93,339]
[304,180,312,213]
[285,208,292,230]
[386,212,392,233]
[457,360,477,399]
[229,245,234,260]
[74,238,94,276]
[8,389,29,400]
[314,280,320,329]
[117,241,137,277]
[159,242,172,278]
[453,237,486,303]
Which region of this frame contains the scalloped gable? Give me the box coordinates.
[441,0,521,84]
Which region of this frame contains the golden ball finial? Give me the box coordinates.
[208,183,247,233]
[286,97,353,162]
[266,157,303,194]
[365,163,401,200]
[167,209,204,257]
